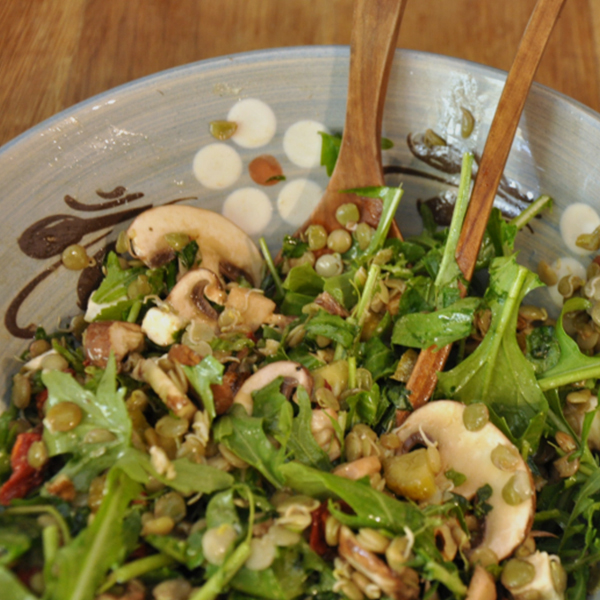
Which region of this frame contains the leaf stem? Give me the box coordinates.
[5,505,72,545]
[98,553,175,594]
[509,194,553,230]
[434,152,473,294]
[354,264,381,326]
[259,237,284,298]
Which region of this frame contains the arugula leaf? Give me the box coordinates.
[213,405,285,488]
[42,354,132,491]
[0,566,38,600]
[232,546,314,600]
[360,336,397,381]
[537,297,600,391]
[305,312,359,349]
[346,383,386,429]
[323,270,358,310]
[252,377,294,440]
[0,526,33,566]
[525,325,560,374]
[396,276,435,317]
[283,263,324,296]
[288,387,332,471]
[437,256,548,451]
[319,132,393,177]
[279,462,423,533]
[91,252,142,304]
[207,489,243,531]
[183,355,225,420]
[392,297,480,349]
[115,448,233,496]
[319,132,342,177]
[280,292,318,316]
[45,467,141,600]
[486,207,518,258]
[178,240,199,270]
[281,235,309,259]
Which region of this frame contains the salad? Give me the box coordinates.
[1,137,600,600]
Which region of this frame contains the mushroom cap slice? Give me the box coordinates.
[233,361,313,415]
[127,205,264,287]
[394,400,535,561]
[167,268,226,329]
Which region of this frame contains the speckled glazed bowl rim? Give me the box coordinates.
[2,45,599,156]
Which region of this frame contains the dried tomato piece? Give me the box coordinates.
[0,431,45,505]
[309,503,329,556]
[35,389,48,417]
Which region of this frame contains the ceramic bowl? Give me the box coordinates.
[2,46,600,402]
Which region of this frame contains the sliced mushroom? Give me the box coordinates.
[338,526,420,600]
[136,358,196,420]
[233,361,313,415]
[83,321,144,369]
[466,565,496,600]
[224,286,276,333]
[126,205,264,286]
[167,268,226,330]
[393,400,535,561]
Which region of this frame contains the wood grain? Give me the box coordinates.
[1,0,599,147]
[299,0,405,237]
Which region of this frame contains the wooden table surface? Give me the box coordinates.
[1,0,600,149]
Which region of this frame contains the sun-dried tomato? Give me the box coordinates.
[309,502,329,556]
[0,431,45,505]
[35,389,48,416]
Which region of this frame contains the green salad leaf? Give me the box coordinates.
[42,354,132,491]
[437,255,548,451]
[44,467,141,600]
[537,297,600,390]
[392,297,480,349]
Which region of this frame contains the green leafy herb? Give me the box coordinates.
[183,355,225,420]
[437,256,548,451]
[282,235,309,259]
[288,387,332,471]
[115,448,234,496]
[44,467,141,600]
[537,297,600,390]
[444,469,467,487]
[525,325,560,374]
[42,354,132,491]
[305,312,359,349]
[392,297,480,349]
[279,462,423,533]
[0,566,38,600]
[213,405,285,489]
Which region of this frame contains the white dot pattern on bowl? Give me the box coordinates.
[228,98,277,149]
[559,202,600,256]
[192,143,243,190]
[283,120,329,168]
[222,187,273,235]
[277,178,323,226]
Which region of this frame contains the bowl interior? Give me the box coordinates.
[2,46,600,403]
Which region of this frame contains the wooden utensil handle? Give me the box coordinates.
[456,0,567,280]
[406,0,566,409]
[329,0,406,192]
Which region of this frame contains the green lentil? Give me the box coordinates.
[335,203,360,226]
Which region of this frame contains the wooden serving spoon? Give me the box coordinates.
[405,0,567,409]
[296,0,407,237]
